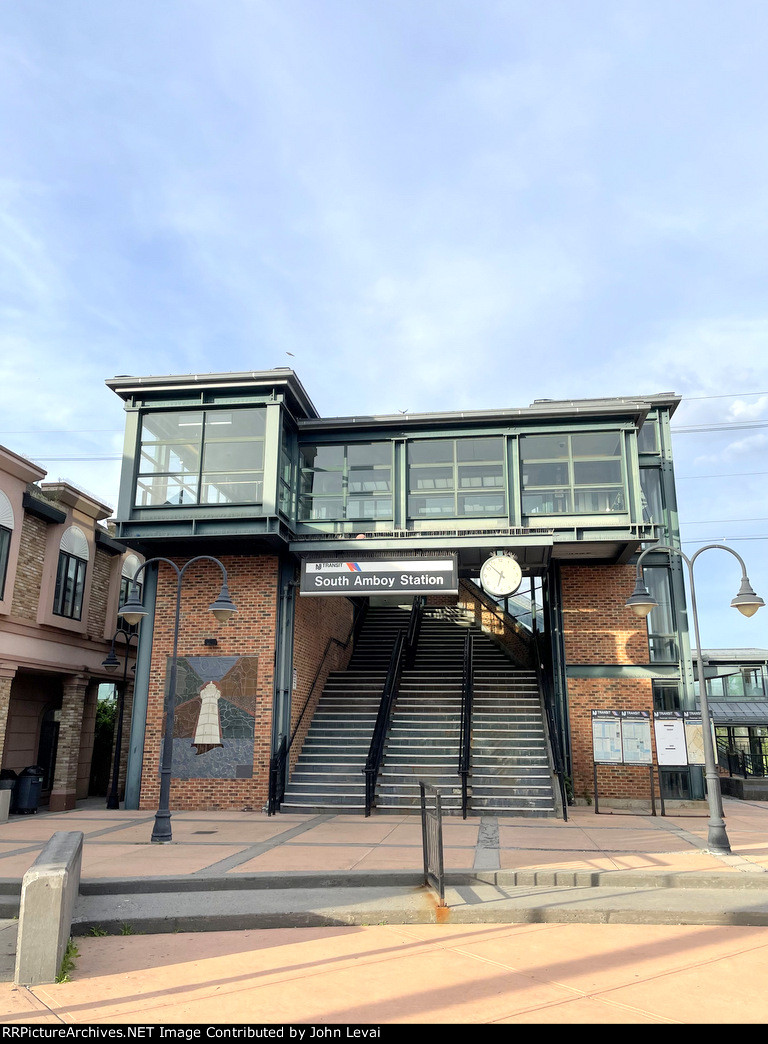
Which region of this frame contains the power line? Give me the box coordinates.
[681,535,768,543]
[680,518,768,525]
[677,472,768,480]
[672,421,768,433]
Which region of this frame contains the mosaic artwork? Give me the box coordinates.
[163,656,258,779]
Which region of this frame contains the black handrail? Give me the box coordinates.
[718,744,768,778]
[267,601,368,815]
[364,630,406,816]
[533,629,569,821]
[459,577,535,633]
[405,595,425,669]
[458,633,474,819]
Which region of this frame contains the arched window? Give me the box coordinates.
[0,490,13,600]
[53,525,89,620]
[120,553,142,633]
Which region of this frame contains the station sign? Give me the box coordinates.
[300,556,458,597]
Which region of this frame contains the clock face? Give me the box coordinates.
[480,554,522,597]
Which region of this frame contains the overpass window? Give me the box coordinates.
[298,442,392,521]
[520,432,625,515]
[408,438,506,518]
[135,409,266,506]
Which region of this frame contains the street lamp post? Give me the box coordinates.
[626,542,764,855]
[118,555,238,843]
[101,626,139,810]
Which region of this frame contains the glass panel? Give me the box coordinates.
[300,444,344,469]
[139,443,200,476]
[456,438,503,462]
[458,464,504,488]
[645,567,676,662]
[141,412,203,442]
[521,462,569,487]
[573,459,622,485]
[135,476,199,507]
[458,492,505,515]
[298,497,344,520]
[347,497,392,519]
[348,469,391,493]
[205,409,265,437]
[408,440,453,465]
[640,468,664,523]
[653,681,683,711]
[409,466,453,491]
[743,668,765,697]
[571,432,621,457]
[0,525,10,600]
[200,476,263,504]
[573,488,625,512]
[637,420,659,453]
[301,470,343,495]
[522,491,572,514]
[203,441,264,472]
[408,494,455,516]
[519,435,569,460]
[347,442,391,466]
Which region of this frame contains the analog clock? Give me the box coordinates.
[479,554,522,598]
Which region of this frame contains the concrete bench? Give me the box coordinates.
[14,831,84,986]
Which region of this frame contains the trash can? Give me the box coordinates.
[13,765,44,815]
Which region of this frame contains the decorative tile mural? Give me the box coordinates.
[163,656,258,779]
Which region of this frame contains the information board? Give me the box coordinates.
[620,710,653,765]
[591,710,623,764]
[653,712,688,766]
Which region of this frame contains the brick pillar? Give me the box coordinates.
[0,669,16,769]
[50,672,91,812]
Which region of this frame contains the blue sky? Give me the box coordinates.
[1,1,767,646]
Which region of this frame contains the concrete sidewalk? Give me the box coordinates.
[1,797,768,1023]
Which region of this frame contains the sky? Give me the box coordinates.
[1,0,767,648]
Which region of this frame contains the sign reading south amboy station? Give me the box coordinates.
[300,557,458,596]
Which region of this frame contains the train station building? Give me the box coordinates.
[107,368,696,816]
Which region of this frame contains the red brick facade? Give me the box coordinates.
[139,555,356,811]
[560,564,655,803]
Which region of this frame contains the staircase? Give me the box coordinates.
[278,608,409,813]
[279,604,559,816]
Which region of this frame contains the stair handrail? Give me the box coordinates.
[533,629,569,821]
[363,629,406,816]
[405,595,425,669]
[267,601,368,815]
[458,632,474,819]
[459,578,536,639]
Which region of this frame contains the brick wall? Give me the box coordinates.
[10,514,47,620]
[560,564,649,666]
[139,554,279,812]
[289,594,355,771]
[87,549,112,638]
[560,564,654,802]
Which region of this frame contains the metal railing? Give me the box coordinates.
[718,744,768,779]
[420,781,446,907]
[267,602,368,815]
[458,633,474,819]
[405,595,425,669]
[364,630,406,816]
[534,630,569,821]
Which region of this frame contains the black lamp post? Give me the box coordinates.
[101,627,139,810]
[627,542,764,855]
[118,555,238,843]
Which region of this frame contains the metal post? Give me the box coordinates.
[106,629,138,811]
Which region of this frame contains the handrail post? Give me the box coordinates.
[458,633,474,819]
[364,630,406,816]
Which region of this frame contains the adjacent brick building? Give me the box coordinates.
[0,445,140,810]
